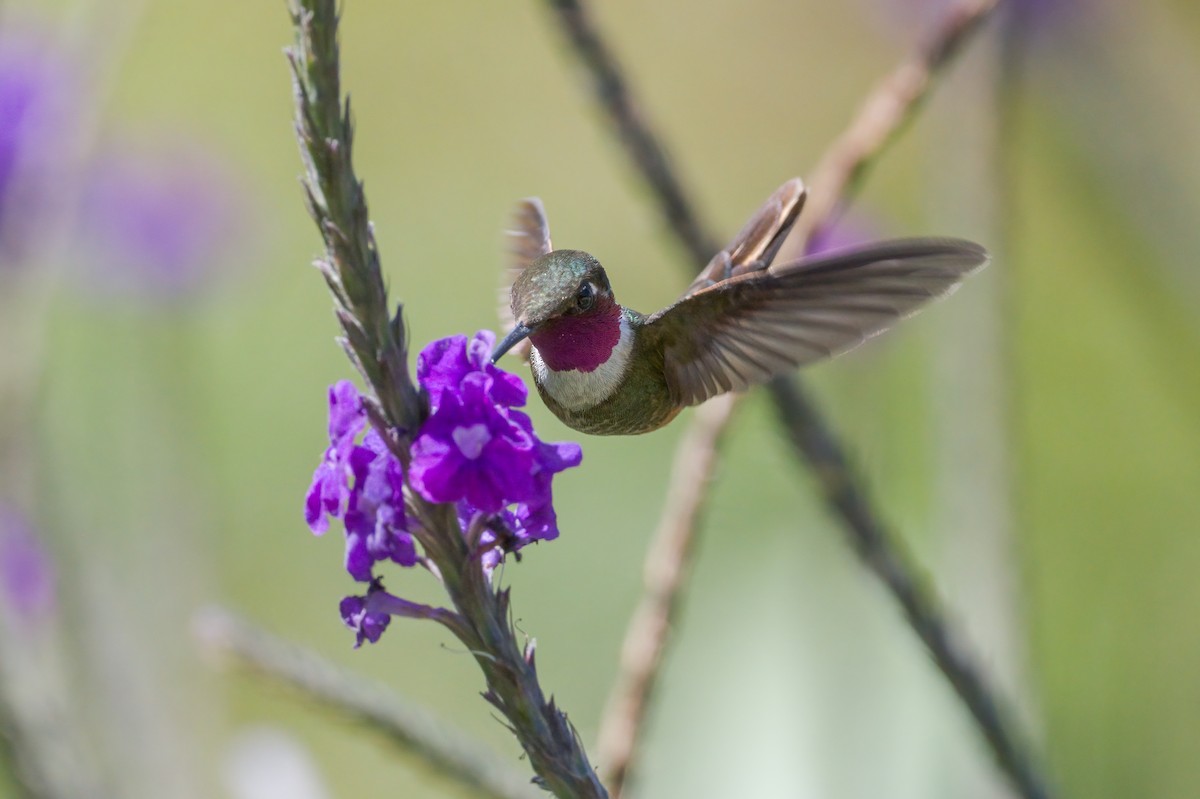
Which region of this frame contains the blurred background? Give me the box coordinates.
[1,0,1198,797]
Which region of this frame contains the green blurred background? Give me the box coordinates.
[2,0,1199,797]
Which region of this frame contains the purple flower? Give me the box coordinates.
[0,31,71,266]
[339,583,446,648]
[805,211,880,258]
[873,0,1090,40]
[0,507,55,623]
[326,380,366,444]
[410,333,581,563]
[339,593,391,648]
[410,373,537,512]
[343,430,416,581]
[0,25,255,290]
[304,382,366,535]
[305,381,413,582]
[512,438,583,542]
[1001,0,1093,27]
[73,139,251,302]
[310,333,582,646]
[417,330,526,412]
[453,429,582,572]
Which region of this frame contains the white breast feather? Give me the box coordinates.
[531,316,634,411]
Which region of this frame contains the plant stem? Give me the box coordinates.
[287,3,608,795]
[594,395,736,795]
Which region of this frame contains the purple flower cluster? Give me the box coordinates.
[306,331,581,646]
[305,381,416,582]
[0,22,252,301]
[0,507,56,624]
[805,211,879,258]
[0,31,68,265]
[74,142,249,302]
[410,330,581,547]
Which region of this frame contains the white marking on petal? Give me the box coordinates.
[452,424,491,460]
[531,316,633,411]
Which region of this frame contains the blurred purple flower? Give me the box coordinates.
[871,0,1092,39]
[73,140,250,302]
[805,212,880,257]
[1004,0,1093,26]
[0,22,256,293]
[0,30,71,266]
[0,507,56,623]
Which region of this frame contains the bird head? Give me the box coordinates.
[490,250,617,364]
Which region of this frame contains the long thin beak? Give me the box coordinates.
[490,323,533,363]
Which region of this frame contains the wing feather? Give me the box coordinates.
[685,178,807,295]
[645,238,988,407]
[718,336,775,385]
[497,198,553,361]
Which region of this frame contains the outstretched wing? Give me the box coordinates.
[645,238,989,407]
[498,198,553,361]
[684,178,806,296]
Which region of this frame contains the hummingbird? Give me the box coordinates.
[490,179,987,436]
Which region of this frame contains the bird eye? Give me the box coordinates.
[576,282,595,311]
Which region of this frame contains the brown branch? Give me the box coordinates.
[594,394,737,793]
[542,2,1050,799]
[792,0,1001,248]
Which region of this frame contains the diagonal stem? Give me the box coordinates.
[542,2,1050,798]
[770,378,1047,799]
[789,0,1001,250]
[544,0,720,264]
[194,608,541,799]
[594,395,737,794]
